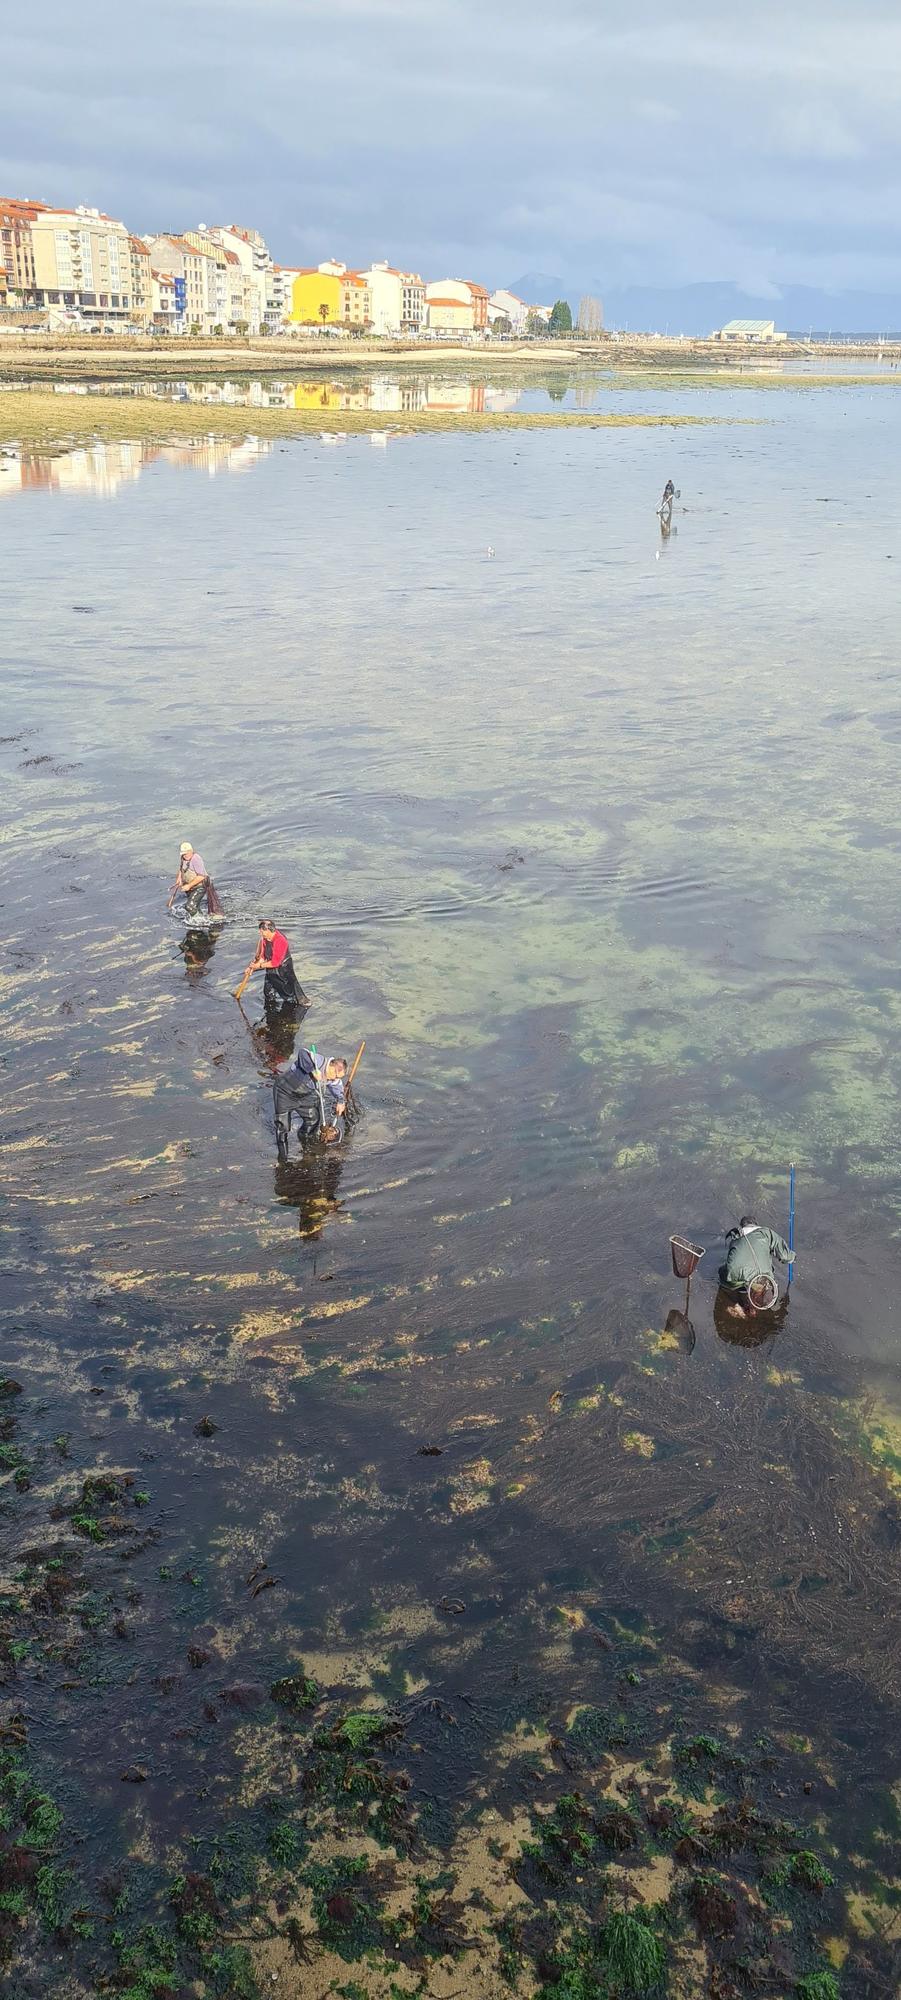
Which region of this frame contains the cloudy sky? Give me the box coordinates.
[4,0,901,298]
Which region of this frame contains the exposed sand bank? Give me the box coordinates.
[1,329,900,381]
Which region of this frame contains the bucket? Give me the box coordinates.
[670,1235,705,1280]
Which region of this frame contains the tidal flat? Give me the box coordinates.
[0,386,736,445]
[1,371,900,1997]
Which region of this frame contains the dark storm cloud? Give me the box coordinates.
[3,0,901,290]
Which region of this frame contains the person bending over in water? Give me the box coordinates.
[243,919,308,1009]
[719,1214,794,1317]
[273,1047,348,1159]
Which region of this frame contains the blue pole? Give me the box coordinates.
[787,1162,795,1286]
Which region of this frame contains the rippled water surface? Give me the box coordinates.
[2,375,900,1995]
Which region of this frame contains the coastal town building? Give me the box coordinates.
[463,281,489,329]
[425,279,489,332]
[28,205,137,322]
[716,318,786,343]
[0,190,509,341]
[290,268,342,326]
[425,286,475,333]
[128,236,153,326]
[151,267,179,328]
[263,266,292,329]
[340,272,372,329]
[359,263,425,335]
[182,228,234,330]
[488,287,527,332]
[184,225,274,332]
[0,198,46,302]
[146,235,219,332]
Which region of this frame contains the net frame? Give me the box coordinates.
[670,1235,705,1280]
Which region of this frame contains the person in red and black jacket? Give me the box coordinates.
[243,919,308,1009]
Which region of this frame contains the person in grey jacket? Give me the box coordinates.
[720,1215,794,1315]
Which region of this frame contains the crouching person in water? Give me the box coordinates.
[243,919,308,1010]
[273,1047,349,1160]
[719,1214,794,1318]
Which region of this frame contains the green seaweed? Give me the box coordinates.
[270,1669,319,1713]
[796,1975,840,2000]
[600,1909,665,1992]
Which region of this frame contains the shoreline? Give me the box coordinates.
[2,331,901,382]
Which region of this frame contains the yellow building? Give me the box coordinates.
[291,269,341,326]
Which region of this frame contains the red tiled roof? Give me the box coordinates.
[0,197,47,221]
[428,297,472,309]
[161,237,208,257]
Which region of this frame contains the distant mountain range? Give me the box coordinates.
[506,275,901,338]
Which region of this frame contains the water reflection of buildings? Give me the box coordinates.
[0,436,271,497]
[89,373,517,416]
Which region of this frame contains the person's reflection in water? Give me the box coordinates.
[275,1148,345,1240]
[714,1287,789,1349]
[235,993,308,1074]
[259,994,309,1070]
[178,927,218,982]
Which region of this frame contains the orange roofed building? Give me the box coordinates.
[425,278,488,333]
[0,197,47,301]
[339,271,372,329]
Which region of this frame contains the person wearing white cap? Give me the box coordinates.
[168,839,212,918]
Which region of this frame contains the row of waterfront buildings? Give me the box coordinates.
[0,197,546,338]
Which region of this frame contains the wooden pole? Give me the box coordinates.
[787,1163,795,1286]
[347,1039,366,1089]
[233,966,254,1002]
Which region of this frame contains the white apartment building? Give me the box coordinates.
[359,262,425,335]
[29,206,137,321]
[146,236,219,332]
[205,225,274,332]
[488,288,527,332]
[151,268,178,328]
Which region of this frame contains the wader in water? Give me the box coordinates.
[273,1068,322,1158]
[259,928,308,1008]
[273,1049,345,1159]
[264,954,307,1008]
[720,1222,792,1312]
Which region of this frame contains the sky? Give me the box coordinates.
[4,0,901,301]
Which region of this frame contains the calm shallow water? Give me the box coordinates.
[1,376,900,1990]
